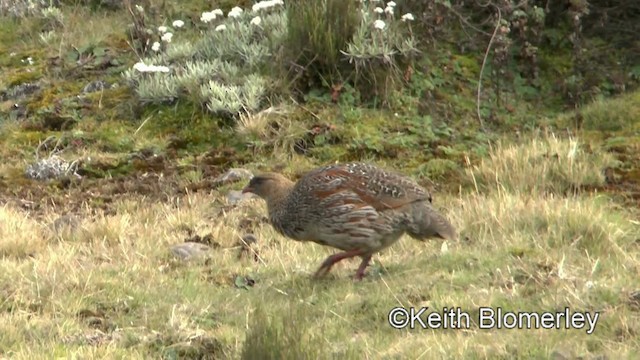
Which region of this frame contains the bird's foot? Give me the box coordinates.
[312,249,366,280]
[353,254,372,281]
[353,271,367,281]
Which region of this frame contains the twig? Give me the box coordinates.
[476,3,502,130]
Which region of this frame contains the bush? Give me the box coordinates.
[122,0,419,120]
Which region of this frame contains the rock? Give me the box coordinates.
[170,242,212,261]
[213,168,253,186]
[51,214,80,234]
[82,80,111,94]
[226,190,257,205]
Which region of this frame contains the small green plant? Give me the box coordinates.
[285,0,360,85]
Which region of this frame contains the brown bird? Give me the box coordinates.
[242,162,456,280]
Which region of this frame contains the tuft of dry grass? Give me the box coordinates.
[236,105,311,156]
[466,132,619,195]
[0,205,48,258]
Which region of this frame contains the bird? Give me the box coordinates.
[241,162,456,280]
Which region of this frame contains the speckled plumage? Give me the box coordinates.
[242,162,456,280]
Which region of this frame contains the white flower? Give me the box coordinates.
[373,19,385,30]
[252,0,284,12]
[151,41,161,52]
[161,32,173,43]
[250,16,262,26]
[133,61,170,73]
[133,62,146,72]
[228,6,243,18]
[200,11,217,23]
[401,13,415,21]
[158,26,168,33]
[374,7,383,13]
[215,24,227,31]
[172,20,184,28]
[135,4,144,13]
[212,9,224,16]
[440,241,449,254]
[387,1,396,7]
[384,6,394,15]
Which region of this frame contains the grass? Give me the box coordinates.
[552,91,640,133]
[466,132,619,195]
[1,1,639,358]
[1,133,638,359]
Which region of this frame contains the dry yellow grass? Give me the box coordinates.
[466,132,618,195]
[1,135,638,359]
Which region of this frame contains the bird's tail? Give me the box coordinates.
[405,202,457,241]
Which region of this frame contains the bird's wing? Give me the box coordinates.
[298,163,431,211]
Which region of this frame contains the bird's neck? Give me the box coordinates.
[263,180,295,215]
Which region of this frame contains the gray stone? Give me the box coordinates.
[170,242,212,261]
[226,190,257,205]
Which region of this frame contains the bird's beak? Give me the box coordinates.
[241,186,253,194]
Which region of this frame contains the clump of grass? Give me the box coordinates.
[285,0,360,81]
[454,189,636,260]
[241,305,330,360]
[555,91,640,132]
[466,133,618,194]
[235,105,309,154]
[0,205,46,258]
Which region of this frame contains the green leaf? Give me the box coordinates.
[77,45,92,55]
[65,50,79,63]
[93,47,107,57]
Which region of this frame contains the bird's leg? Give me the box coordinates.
[314,249,365,278]
[353,254,372,281]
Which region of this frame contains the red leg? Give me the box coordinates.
[314,249,365,278]
[354,255,372,281]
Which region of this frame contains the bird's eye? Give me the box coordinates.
[251,177,265,186]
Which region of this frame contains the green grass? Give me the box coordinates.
[1,132,639,358]
[552,91,640,133]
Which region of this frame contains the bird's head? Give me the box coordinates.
[242,173,294,202]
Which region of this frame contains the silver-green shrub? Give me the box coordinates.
[123,0,418,116]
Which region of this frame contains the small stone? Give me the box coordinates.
[226,190,257,205]
[51,214,80,234]
[170,242,212,261]
[213,168,253,186]
[82,80,110,94]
